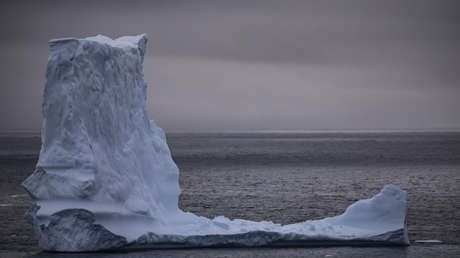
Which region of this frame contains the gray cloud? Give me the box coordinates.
[1,0,459,132]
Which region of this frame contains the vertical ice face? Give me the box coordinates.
[23,34,181,220]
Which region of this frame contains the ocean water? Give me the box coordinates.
[0,132,459,257]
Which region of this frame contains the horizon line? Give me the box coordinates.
[2,127,460,136]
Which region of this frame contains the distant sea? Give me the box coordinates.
[1,131,459,257]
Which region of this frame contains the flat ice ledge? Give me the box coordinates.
[27,185,409,251]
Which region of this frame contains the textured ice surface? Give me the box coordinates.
[22,34,409,251]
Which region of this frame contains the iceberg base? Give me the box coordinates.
[26,185,409,252]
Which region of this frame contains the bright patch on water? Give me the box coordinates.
[415,240,443,243]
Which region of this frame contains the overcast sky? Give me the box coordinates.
[1,0,459,132]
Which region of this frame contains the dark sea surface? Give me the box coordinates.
[0,132,459,257]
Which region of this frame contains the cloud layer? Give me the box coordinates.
[1,0,459,131]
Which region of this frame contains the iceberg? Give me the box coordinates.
[22,34,409,252]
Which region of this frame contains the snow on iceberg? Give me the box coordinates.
[22,34,409,252]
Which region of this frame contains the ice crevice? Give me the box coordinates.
[22,34,410,252]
